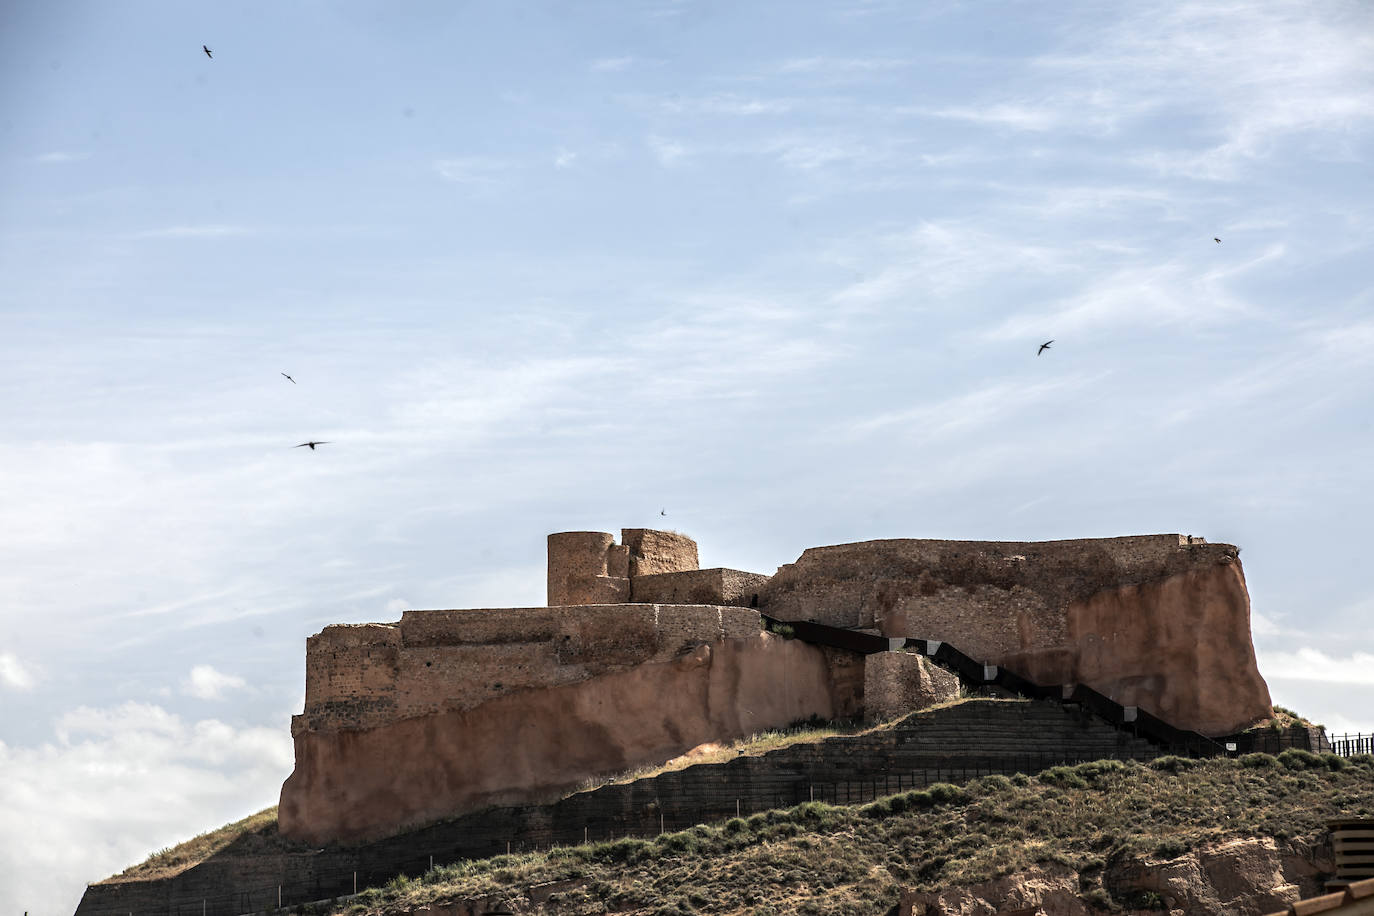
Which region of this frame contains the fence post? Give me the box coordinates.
[354,872,357,895]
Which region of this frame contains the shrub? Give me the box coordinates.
[860,799,891,819]
[1240,753,1277,768]
[1040,766,1089,789]
[723,817,748,834]
[977,774,1014,794]
[1277,748,1323,770]
[927,783,968,806]
[1154,838,1188,858]
[1149,756,1197,773]
[1323,754,1348,771]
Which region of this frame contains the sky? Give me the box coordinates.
[3,0,1374,912]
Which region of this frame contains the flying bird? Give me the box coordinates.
[1214,237,1221,243]
[1038,340,1053,355]
[203,45,212,59]
[294,441,330,450]
[281,372,296,384]
[660,509,667,516]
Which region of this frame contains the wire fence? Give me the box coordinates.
[88,735,1374,916]
[86,747,1173,916]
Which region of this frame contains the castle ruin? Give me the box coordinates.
[278,528,1272,845]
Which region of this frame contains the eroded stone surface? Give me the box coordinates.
[901,836,1328,916]
[864,651,960,722]
[279,629,860,844]
[762,535,1271,735]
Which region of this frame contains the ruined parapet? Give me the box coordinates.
[631,567,771,606]
[547,531,631,605]
[547,529,705,606]
[622,528,699,576]
[863,651,961,722]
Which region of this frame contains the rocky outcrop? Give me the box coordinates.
[863,651,960,722]
[900,835,1333,916]
[762,535,1272,735]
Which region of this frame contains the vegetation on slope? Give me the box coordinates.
[104,807,299,882]
[99,718,873,883]
[334,751,1374,916]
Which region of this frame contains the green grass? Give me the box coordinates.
[329,754,1374,916]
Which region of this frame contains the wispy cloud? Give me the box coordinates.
[846,375,1099,442]
[647,135,690,167]
[630,93,796,116]
[433,157,514,192]
[590,56,638,72]
[777,56,910,75]
[1043,1,1374,175]
[181,665,248,700]
[35,151,90,164]
[0,652,36,690]
[127,225,255,240]
[554,148,577,170]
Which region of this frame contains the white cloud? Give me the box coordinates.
[127,225,254,240]
[384,597,410,616]
[0,652,35,690]
[35,151,90,163]
[647,93,796,116]
[647,135,689,166]
[1257,646,1374,685]
[554,147,577,169]
[433,157,513,191]
[590,56,636,72]
[0,702,293,916]
[847,375,1099,442]
[777,56,909,75]
[181,665,248,700]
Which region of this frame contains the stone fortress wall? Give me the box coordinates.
[280,526,1273,845]
[758,533,1269,735]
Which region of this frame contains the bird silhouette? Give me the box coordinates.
[1038,340,1053,355]
[203,45,212,59]
[294,441,330,450]
[660,509,667,516]
[1214,237,1221,243]
[281,373,296,384]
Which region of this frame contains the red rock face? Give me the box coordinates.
[278,633,860,845]
[764,535,1272,736]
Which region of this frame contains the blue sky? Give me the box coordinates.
[4,1,1374,912]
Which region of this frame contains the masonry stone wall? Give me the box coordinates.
[296,604,763,734]
[547,529,706,606]
[630,568,771,606]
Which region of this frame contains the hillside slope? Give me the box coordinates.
[331,751,1374,916]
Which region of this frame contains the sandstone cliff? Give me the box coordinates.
[762,535,1272,735]
[279,605,862,844]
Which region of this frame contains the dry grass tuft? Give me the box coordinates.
[101,807,293,883]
